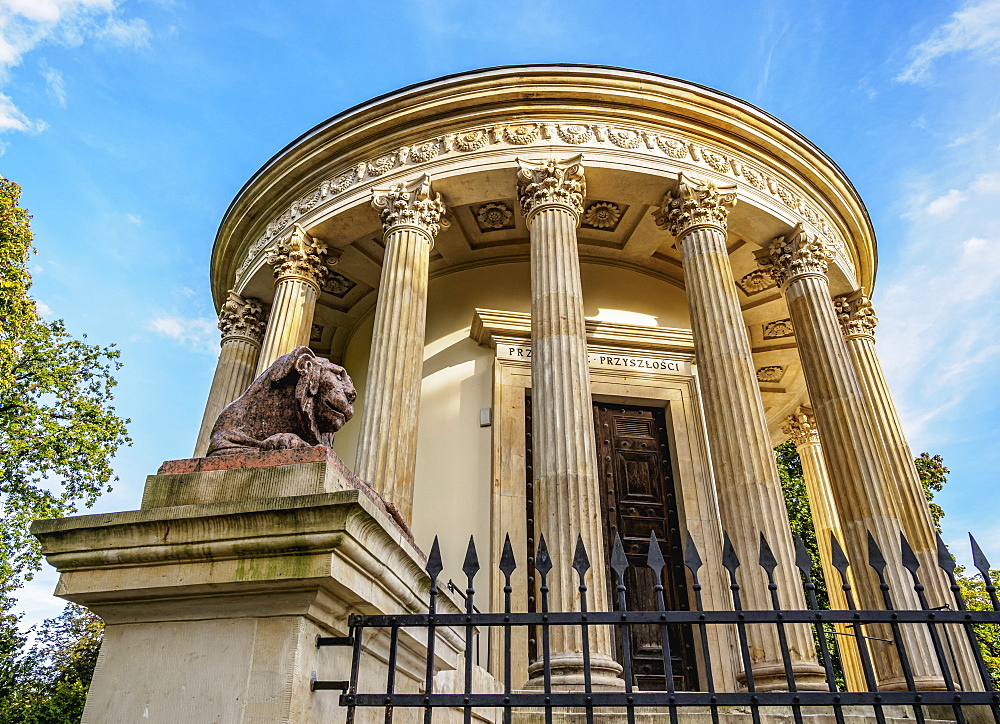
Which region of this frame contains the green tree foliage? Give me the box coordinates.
[913,452,948,533]
[0,178,127,721]
[0,603,103,723]
[0,177,131,588]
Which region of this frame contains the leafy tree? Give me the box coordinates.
[0,177,127,720]
[914,452,948,533]
[0,603,103,723]
[0,177,131,588]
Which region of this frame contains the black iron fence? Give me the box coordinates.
[314,529,1000,724]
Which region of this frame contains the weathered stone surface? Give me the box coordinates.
[161,444,334,474]
[208,346,355,456]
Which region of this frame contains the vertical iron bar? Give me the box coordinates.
[900,534,966,724]
[941,535,1000,724]
[722,534,759,724]
[499,534,517,724]
[384,623,399,724]
[867,533,925,724]
[648,531,678,724]
[424,538,444,724]
[573,535,595,724]
[794,536,845,724]
[685,534,719,724]
[346,623,364,724]
[536,535,553,724]
[462,537,480,724]
[830,532,885,724]
[610,534,635,724]
[759,534,803,724]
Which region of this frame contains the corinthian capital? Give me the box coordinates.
[758,223,836,287]
[516,154,586,221]
[372,173,449,239]
[782,406,821,447]
[834,290,879,340]
[652,172,737,238]
[218,291,266,344]
[266,223,331,288]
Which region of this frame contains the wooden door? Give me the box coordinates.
[593,401,697,690]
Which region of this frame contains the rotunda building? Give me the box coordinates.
[195,65,949,694]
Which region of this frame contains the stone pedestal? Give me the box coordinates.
[31,457,466,724]
[355,174,447,525]
[193,291,266,457]
[654,174,825,691]
[517,155,622,691]
[760,226,942,691]
[256,224,330,375]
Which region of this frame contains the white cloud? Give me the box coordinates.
[970,172,1000,194]
[925,188,967,216]
[96,16,149,48]
[40,62,64,106]
[125,212,141,224]
[147,314,219,354]
[34,299,52,316]
[896,0,1000,83]
[0,0,149,133]
[0,91,42,131]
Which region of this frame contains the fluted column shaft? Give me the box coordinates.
[355,174,447,524]
[518,156,622,691]
[655,174,824,691]
[255,224,330,375]
[836,293,979,688]
[784,409,866,691]
[762,227,942,690]
[193,292,266,457]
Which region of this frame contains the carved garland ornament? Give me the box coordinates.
[516,155,586,219]
[218,291,266,343]
[372,173,449,238]
[834,291,878,339]
[759,222,837,287]
[235,120,848,281]
[651,173,737,237]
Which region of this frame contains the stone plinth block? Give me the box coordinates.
[143,445,410,537]
[31,489,469,724]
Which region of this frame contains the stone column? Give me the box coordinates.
[759,226,942,690]
[782,407,866,691]
[517,155,622,691]
[255,224,330,375]
[192,291,267,457]
[835,292,979,688]
[654,174,825,691]
[355,174,446,525]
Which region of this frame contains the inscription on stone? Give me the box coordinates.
[498,344,688,374]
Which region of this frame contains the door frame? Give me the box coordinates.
[471,309,738,691]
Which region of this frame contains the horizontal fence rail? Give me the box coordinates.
[314,528,1000,724]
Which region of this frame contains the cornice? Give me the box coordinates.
[212,66,876,308]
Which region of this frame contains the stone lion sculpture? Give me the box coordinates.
[207,346,356,456]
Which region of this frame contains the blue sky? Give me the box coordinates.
[2,0,999,626]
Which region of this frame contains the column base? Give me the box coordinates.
[525,652,625,691]
[738,661,831,692]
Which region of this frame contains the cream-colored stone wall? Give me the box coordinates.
[335,261,691,598]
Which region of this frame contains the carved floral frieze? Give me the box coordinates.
[782,406,820,447]
[476,202,514,230]
[756,365,785,383]
[235,119,849,281]
[737,269,777,295]
[834,291,878,339]
[582,201,621,230]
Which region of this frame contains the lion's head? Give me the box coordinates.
[284,348,356,446]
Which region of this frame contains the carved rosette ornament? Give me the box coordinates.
[515,154,586,222]
[652,172,737,238]
[265,224,331,289]
[782,406,821,447]
[218,291,266,344]
[834,291,879,340]
[758,222,836,288]
[372,173,449,240]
